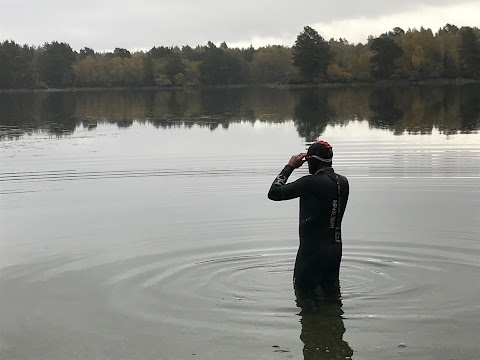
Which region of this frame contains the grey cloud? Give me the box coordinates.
[0,0,477,50]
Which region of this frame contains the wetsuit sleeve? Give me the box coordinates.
[268,165,309,201]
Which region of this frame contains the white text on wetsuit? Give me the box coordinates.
[274,174,287,186]
[329,200,338,229]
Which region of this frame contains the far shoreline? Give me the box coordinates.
[0,78,478,94]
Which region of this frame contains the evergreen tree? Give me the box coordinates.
[165,52,186,85]
[442,51,458,78]
[149,46,172,59]
[241,45,255,62]
[369,35,403,79]
[292,26,331,81]
[37,41,76,88]
[459,27,480,79]
[0,41,35,89]
[79,47,95,60]
[115,48,131,59]
[199,42,246,85]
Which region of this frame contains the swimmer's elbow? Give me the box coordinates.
[268,188,281,201]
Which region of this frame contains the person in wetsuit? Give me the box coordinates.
[268,140,349,299]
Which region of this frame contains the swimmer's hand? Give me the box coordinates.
[287,153,307,169]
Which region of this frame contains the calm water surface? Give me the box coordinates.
[1,87,479,360]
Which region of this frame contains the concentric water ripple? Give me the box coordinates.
[10,237,471,332]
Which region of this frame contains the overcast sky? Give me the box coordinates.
[1,0,479,51]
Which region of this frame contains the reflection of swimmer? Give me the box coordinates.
[297,293,353,360]
[268,140,349,298]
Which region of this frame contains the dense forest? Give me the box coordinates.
[0,24,479,90]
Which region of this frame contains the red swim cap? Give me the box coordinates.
[306,140,333,162]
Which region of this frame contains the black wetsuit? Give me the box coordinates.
[268,165,349,296]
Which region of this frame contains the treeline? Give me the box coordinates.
[1,86,479,140]
[0,24,479,89]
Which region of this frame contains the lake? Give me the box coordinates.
[1,86,479,360]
